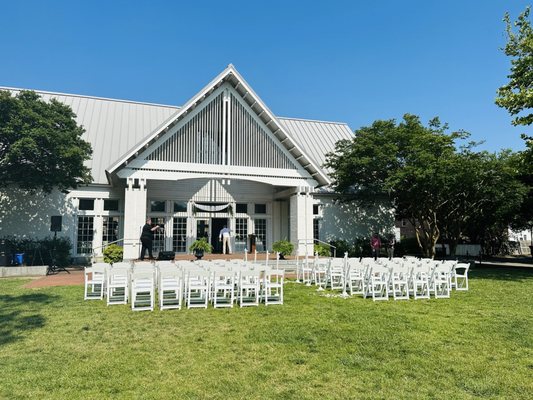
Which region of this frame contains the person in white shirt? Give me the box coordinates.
[218,225,232,254]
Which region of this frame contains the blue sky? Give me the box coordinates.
[1,0,531,152]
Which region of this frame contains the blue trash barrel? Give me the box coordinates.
[13,253,25,265]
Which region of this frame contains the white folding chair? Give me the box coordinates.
[411,263,431,300]
[238,269,261,307]
[313,259,329,290]
[431,263,451,298]
[390,263,410,300]
[212,269,235,308]
[367,264,389,301]
[302,258,314,286]
[454,263,470,291]
[84,263,109,300]
[158,267,183,310]
[346,258,365,296]
[185,269,210,309]
[326,258,345,291]
[263,269,284,305]
[107,263,130,305]
[131,270,155,311]
[441,260,457,288]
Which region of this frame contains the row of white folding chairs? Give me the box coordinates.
[349,258,470,301]
[296,256,469,301]
[181,265,284,309]
[84,261,283,311]
[84,262,156,309]
[296,257,344,288]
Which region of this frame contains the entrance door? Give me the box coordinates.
[211,218,228,253]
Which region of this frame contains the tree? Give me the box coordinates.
[495,7,533,127]
[496,7,533,253]
[0,90,92,193]
[325,114,465,258]
[441,150,527,255]
[511,138,533,242]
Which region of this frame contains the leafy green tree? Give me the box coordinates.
[511,138,533,241]
[0,90,92,193]
[495,7,533,127]
[325,114,465,258]
[496,7,533,252]
[440,150,527,255]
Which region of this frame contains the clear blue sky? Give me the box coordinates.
[1,0,531,152]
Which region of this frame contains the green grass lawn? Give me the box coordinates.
[1,267,532,400]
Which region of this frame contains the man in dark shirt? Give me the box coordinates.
[140,218,160,260]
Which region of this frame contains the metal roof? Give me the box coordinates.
[1,87,179,184]
[1,79,353,185]
[277,117,353,172]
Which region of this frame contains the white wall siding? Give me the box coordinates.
[0,188,75,240]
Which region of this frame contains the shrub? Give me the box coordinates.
[103,244,123,264]
[314,243,331,257]
[395,237,421,257]
[330,239,352,257]
[272,240,294,259]
[189,237,213,253]
[2,236,72,267]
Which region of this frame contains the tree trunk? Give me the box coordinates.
[414,216,440,258]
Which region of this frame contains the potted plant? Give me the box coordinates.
[189,237,213,260]
[272,240,294,260]
[103,244,123,264]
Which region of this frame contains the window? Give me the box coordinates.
[104,199,119,211]
[79,199,94,211]
[401,219,407,227]
[235,218,248,252]
[313,219,320,241]
[236,203,248,213]
[254,218,267,251]
[77,216,94,254]
[313,204,320,215]
[172,217,187,252]
[150,200,166,212]
[254,203,266,214]
[103,216,119,245]
[174,201,187,213]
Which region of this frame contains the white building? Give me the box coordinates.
[0,65,393,261]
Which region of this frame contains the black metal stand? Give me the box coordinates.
[47,231,70,275]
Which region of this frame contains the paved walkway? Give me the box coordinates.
[24,269,84,289]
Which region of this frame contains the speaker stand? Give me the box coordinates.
[46,231,70,275]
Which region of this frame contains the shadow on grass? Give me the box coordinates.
[471,266,533,282]
[0,292,57,346]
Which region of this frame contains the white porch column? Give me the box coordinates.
[92,198,104,256]
[123,178,147,260]
[290,190,314,256]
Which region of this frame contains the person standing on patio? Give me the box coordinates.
[371,233,381,260]
[140,218,160,260]
[387,234,396,259]
[219,225,232,254]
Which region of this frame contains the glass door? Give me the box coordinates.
[196,219,210,241]
[235,218,248,252]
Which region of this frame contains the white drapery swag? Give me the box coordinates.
[193,203,230,212]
